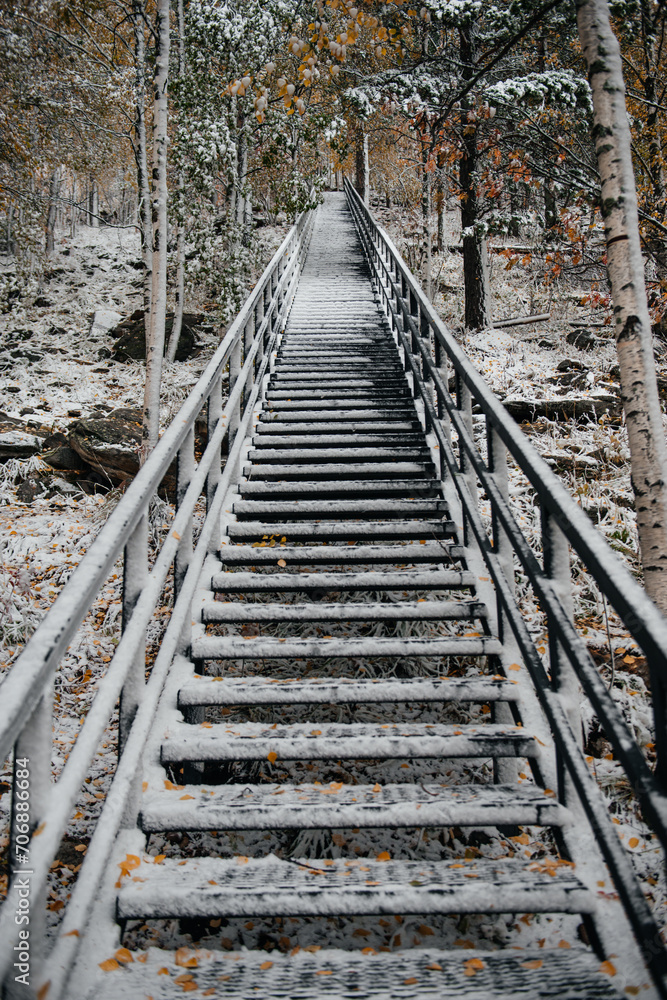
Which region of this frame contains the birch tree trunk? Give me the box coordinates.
[166,0,186,363]
[141,0,170,463]
[355,133,369,206]
[133,0,152,341]
[45,168,60,255]
[577,0,667,614]
[421,145,432,300]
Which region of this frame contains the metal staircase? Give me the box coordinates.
[3,192,667,999]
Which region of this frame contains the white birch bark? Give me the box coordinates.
[577,0,667,613]
[133,0,153,344]
[166,0,186,363]
[141,0,170,462]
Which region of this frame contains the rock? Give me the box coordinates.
[110,311,201,362]
[0,412,43,458]
[68,413,142,485]
[566,328,602,351]
[16,478,45,503]
[556,359,588,372]
[41,431,89,472]
[503,395,622,424]
[33,296,52,308]
[10,347,43,363]
[90,308,123,339]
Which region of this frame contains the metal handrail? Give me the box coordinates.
[0,202,316,991]
[345,177,667,993]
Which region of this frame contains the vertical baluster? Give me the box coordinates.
[420,311,433,432]
[228,334,242,472]
[486,423,518,783]
[206,379,223,515]
[9,682,54,979]
[175,426,195,596]
[243,317,255,405]
[542,506,582,804]
[457,375,477,547]
[434,330,452,453]
[119,512,148,752]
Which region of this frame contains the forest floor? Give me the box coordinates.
[0,201,665,965]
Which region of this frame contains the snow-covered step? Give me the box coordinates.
[244,463,434,481]
[141,780,559,833]
[117,855,592,920]
[161,720,529,763]
[256,420,421,434]
[226,519,454,541]
[191,634,500,661]
[177,675,516,708]
[268,377,409,388]
[245,447,431,463]
[217,541,464,564]
[238,478,443,497]
[264,401,417,414]
[201,598,485,625]
[232,498,448,517]
[210,568,475,591]
[90,945,624,1000]
[251,434,426,447]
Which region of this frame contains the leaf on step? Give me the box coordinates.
[117,855,141,878]
[599,961,617,976]
[158,968,170,975]
[267,751,278,763]
[316,970,333,976]
[376,851,391,861]
[520,960,542,969]
[404,978,418,985]
[175,948,198,968]
[114,948,134,964]
[417,925,434,936]
[180,794,195,800]
[463,958,485,976]
[277,559,287,567]
[426,962,443,970]
[99,959,119,972]
[164,780,185,791]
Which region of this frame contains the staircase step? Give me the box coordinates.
[244,464,435,481]
[251,434,426,447]
[210,568,475,591]
[266,389,407,400]
[232,498,448,518]
[117,855,592,920]
[161,720,529,763]
[191,634,501,661]
[141,780,559,833]
[245,447,431,463]
[217,542,463,564]
[91,945,624,1000]
[177,675,517,708]
[239,479,442,498]
[256,421,420,434]
[227,520,452,541]
[201,598,486,625]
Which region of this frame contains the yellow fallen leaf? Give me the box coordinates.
[599,960,617,976]
[99,959,119,972]
[114,948,134,964]
[521,959,543,969]
[376,851,390,862]
[404,977,418,985]
[464,958,485,976]
[267,751,278,763]
[175,948,198,968]
[260,961,273,970]
[180,794,195,800]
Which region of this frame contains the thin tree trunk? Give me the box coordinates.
[422,145,432,300]
[133,0,152,341]
[88,177,99,228]
[459,24,490,330]
[166,0,186,364]
[577,0,667,614]
[435,169,445,252]
[355,133,369,205]
[45,168,60,255]
[141,0,170,463]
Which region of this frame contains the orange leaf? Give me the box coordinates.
[164,780,185,791]
[175,948,198,968]
[628,837,639,848]
[154,855,166,864]
[267,751,278,763]
[99,959,120,972]
[316,970,333,976]
[404,978,418,985]
[376,851,390,862]
[277,559,287,567]
[260,961,273,970]
[426,962,442,970]
[158,968,170,975]
[463,958,485,976]
[180,794,195,800]
[62,930,80,937]
[599,961,617,976]
[174,974,194,984]
[417,924,434,936]
[118,855,141,876]
[37,984,51,1000]
[114,948,134,964]
[521,959,543,969]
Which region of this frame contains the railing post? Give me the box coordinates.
[456,375,477,547]
[542,507,583,802]
[206,378,223,518]
[8,685,54,986]
[228,335,242,453]
[175,426,195,598]
[119,512,148,753]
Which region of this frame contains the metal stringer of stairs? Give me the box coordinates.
[63,194,637,999]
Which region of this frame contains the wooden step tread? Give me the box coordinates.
[141,780,562,833]
[91,945,624,1000]
[251,434,426,447]
[211,569,475,591]
[117,855,593,920]
[217,542,462,564]
[244,463,433,479]
[239,479,442,497]
[177,674,516,707]
[226,521,454,541]
[259,411,419,423]
[256,421,420,433]
[191,634,499,661]
[245,448,431,462]
[201,599,486,625]
[160,721,534,762]
[232,498,449,516]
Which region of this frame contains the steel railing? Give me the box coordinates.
[0,202,316,995]
[346,177,667,994]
